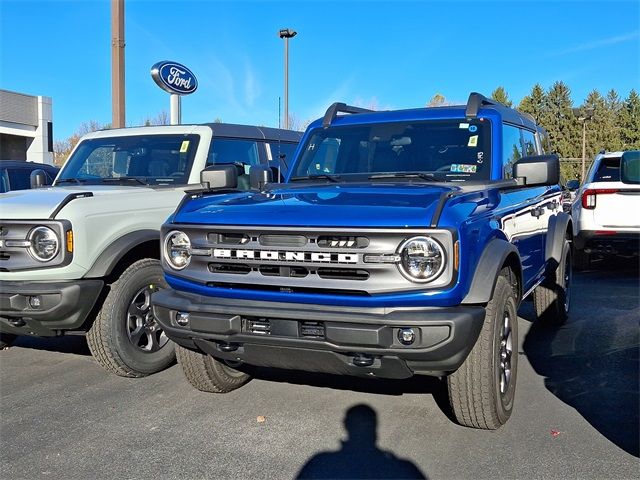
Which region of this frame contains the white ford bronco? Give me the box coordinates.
[0,123,301,376]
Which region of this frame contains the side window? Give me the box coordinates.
[540,131,552,154]
[7,169,32,190]
[521,129,537,156]
[502,125,523,179]
[207,139,260,167]
[0,169,9,192]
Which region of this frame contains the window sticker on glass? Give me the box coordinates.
[469,125,478,133]
[477,152,484,163]
[468,135,478,147]
[459,123,470,129]
[180,140,190,153]
[451,164,477,173]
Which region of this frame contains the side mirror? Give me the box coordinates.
[30,169,49,189]
[200,165,238,189]
[512,154,559,186]
[566,179,580,191]
[250,165,273,190]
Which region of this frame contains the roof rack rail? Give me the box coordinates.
[323,102,374,128]
[465,92,498,119]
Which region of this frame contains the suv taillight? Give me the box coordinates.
[581,188,618,209]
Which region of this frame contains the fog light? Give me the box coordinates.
[175,312,190,326]
[398,328,416,345]
[28,296,42,309]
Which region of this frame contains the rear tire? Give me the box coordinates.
[447,270,518,429]
[534,239,571,324]
[176,344,251,393]
[87,259,175,377]
[0,333,17,350]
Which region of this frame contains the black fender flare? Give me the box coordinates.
[461,238,521,305]
[84,230,160,278]
[545,212,572,265]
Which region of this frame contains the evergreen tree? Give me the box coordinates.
[581,89,607,159]
[619,89,640,149]
[542,81,580,158]
[604,89,623,152]
[518,84,546,125]
[491,87,513,107]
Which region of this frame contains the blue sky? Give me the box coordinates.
[1,0,638,140]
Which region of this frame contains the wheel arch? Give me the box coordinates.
[462,238,522,305]
[545,212,572,269]
[84,230,161,282]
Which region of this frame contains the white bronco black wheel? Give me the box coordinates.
[87,258,175,377]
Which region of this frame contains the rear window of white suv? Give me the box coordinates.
[593,157,620,182]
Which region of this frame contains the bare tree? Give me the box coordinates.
[53,120,106,166]
[426,93,451,107]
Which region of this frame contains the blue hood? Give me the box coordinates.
[174,183,456,228]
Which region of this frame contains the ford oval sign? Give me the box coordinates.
[151,61,198,95]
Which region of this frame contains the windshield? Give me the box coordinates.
[57,134,200,186]
[291,119,491,181]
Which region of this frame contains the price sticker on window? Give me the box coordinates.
[180,140,190,153]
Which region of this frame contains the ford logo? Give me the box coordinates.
[151,61,198,95]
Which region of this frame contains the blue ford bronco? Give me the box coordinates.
[152,93,572,429]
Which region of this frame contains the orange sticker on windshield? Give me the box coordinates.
[180,140,189,153]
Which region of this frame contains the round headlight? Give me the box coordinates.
[28,226,59,262]
[164,230,191,270]
[398,236,445,282]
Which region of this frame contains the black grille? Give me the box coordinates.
[300,321,325,338]
[208,263,251,274]
[317,268,370,281]
[208,233,250,245]
[259,265,309,278]
[259,234,308,247]
[317,236,369,248]
[246,318,271,335]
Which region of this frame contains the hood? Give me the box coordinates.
[174,183,456,228]
[0,185,169,219]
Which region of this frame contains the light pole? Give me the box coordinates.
[278,28,297,129]
[573,107,594,181]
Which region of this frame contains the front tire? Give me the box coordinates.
[447,271,518,429]
[87,259,175,377]
[534,239,571,324]
[176,345,251,393]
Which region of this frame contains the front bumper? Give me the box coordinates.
[574,230,640,254]
[152,288,486,379]
[0,279,103,336]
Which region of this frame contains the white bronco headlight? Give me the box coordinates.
[28,226,59,262]
[398,236,446,282]
[164,230,191,270]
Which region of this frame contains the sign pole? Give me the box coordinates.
[170,94,181,125]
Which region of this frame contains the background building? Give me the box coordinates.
[0,89,53,164]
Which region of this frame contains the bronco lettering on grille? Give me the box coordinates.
[212,249,358,264]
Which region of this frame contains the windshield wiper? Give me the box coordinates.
[100,177,147,185]
[290,174,341,183]
[368,172,439,182]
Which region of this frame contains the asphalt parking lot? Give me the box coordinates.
[1,261,638,479]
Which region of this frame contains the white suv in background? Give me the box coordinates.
[571,151,640,269]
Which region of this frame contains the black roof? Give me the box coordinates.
[203,123,303,142]
[0,160,59,171]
